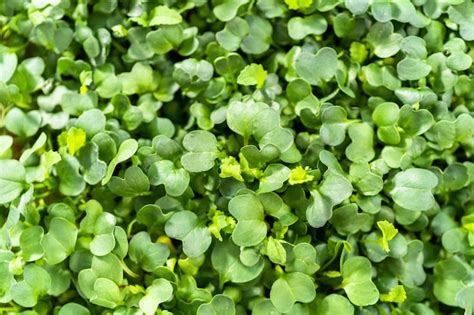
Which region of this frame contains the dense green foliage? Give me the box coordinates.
[0,0,474,314]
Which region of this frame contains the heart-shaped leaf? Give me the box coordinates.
[181,130,218,173]
[129,232,170,272]
[197,294,236,315]
[211,238,264,284]
[390,168,438,211]
[5,108,41,138]
[139,279,173,314]
[108,166,150,197]
[0,160,26,204]
[342,256,379,306]
[41,217,78,265]
[296,47,338,85]
[148,160,189,196]
[165,211,212,257]
[228,194,267,247]
[0,49,17,82]
[270,272,316,313]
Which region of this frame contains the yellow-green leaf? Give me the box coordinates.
[323,270,342,278]
[284,0,313,10]
[237,64,267,88]
[377,220,398,252]
[380,285,407,303]
[42,151,61,173]
[66,128,87,156]
[288,166,314,185]
[219,156,244,182]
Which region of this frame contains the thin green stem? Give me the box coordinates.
[121,259,140,278]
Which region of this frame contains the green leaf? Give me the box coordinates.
[349,163,383,196]
[149,160,190,196]
[20,226,44,261]
[147,26,181,54]
[370,0,420,25]
[76,109,106,137]
[345,0,368,15]
[57,155,86,196]
[448,1,474,41]
[90,253,123,284]
[320,106,349,146]
[139,279,173,314]
[11,281,37,307]
[296,47,338,85]
[288,14,328,40]
[214,0,249,22]
[216,18,249,51]
[212,238,264,283]
[372,102,400,144]
[10,57,45,93]
[227,100,267,140]
[330,203,372,235]
[455,286,474,314]
[400,36,428,59]
[259,128,294,153]
[228,194,267,247]
[241,16,272,55]
[285,0,313,10]
[129,232,170,272]
[102,139,138,185]
[0,49,18,82]
[380,285,407,303]
[237,63,267,88]
[108,166,150,197]
[1,2,473,313]
[5,108,41,138]
[0,159,25,204]
[377,220,398,252]
[77,143,106,185]
[442,163,469,191]
[398,105,434,136]
[19,132,47,164]
[117,63,158,95]
[0,134,13,158]
[397,57,431,81]
[65,127,87,156]
[366,22,403,58]
[150,6,183,25]
[83,36,100,59]
[181,130,218,172]
[59,303,90,315]
[90,233,116,257]
[342,256,379,306]
[447,51,472,71]
[253,299,279,314]
[390,168,438,211]
[265,236,287,265]
[23,264,51,294]
[307,169,352,228]
[165,211,212,257]
[197,294,236,315]
[434,257,470,306]
[316,294,354,315]
[345,123,375,163]
[363,63,401,90]
[91,278,122,308]
[270,272,316,313]
[258,163,291,193]
[41,217,78,265]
